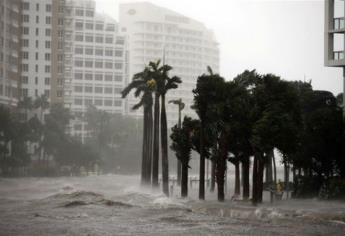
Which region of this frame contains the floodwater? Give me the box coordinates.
[0,175,344,236]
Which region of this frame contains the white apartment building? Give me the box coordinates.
[20,0,54,99]
[0,0,21,106]
[119,2,219,126]
[63,0,128,140]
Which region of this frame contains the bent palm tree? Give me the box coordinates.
[122,67,154,185]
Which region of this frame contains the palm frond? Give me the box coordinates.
[121,80,144,98]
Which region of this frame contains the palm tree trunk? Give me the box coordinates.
[242,157,250,200]
[210,159,216,192]
[141,106,148,185]
[152,93,160,187]
[177,108,182,186]
[216,131,227,202]
[147,104,153,184]
[160,94,169,196]
[266,149,274,203]
[199,121,205,200]
[252,153,259,205]
[234,160,240,196]
[181,162,188,198]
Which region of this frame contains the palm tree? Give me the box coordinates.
[122,67,155,185]
[17,96,33,121]
[169,98,185,186]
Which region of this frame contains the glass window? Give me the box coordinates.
[95,87,103,93]
[95,48,103,56]
[75,47,83,54]
[75,73,83,80]
[85,73,93,80]
[85,48,93,55]
[95,61,103,68]
[115,50,123,57]
[95,74,103,81]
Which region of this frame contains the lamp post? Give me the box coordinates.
[169,98,185,186]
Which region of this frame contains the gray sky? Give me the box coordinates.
[96,0,343,95]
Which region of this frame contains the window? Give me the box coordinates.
[86,10,94,17]
[114,100,122,106]
[106,24,115,31]
[46,4,51,12]
[75,9,83,16]
[105,62,113,69]
[57,90,63,97]
[21,76,29,84]
[21,64,28,72]
[75,47,83,54]
[22,27,29,35]
[45,65,50,73]
[36,3,39,11]
[95,48,103,56]
[58,54,64,61]
[74,86,82,92]
[95,74,103,81]
[95,87,103,93]
[58,18,63,25]
[74,60,83,67]
[116,37,125,45]
[36,16,39,23]
[105,74,112,81]
[104,100,112,106]
[74,98,83,105]
[105,49,113,56]
[35,52,39,60]
[75,22,83,30]
[105,37,113,44]
[85,99,92,105]
[95,61,103,68]
[22,88,28,97]
[114,75,122,82]
[45,28,51,36]
[58,30,64,37]
[115,63,122,70]
[94,99,102,106]
[36,40,39,48]
[85,48,93,55]
[85,87,92,93]
[95,24,103,30]
[85,35,93,42]
[45,53,50,61]
[114,88,122,94]
[85,22,93,30]
[45,77,50,85]
[115,50,123,57]
[22,39,29,47]
[35,28,39,36]
[22,51,29,59]
[85,73,92,80]
[22,15,29,23]
[104,87,112,94]
[95,36,103,43]
[22,2,30,10]
[35,65,39,72]
[75,35,83,41]
[85,60,93,68]
[75,73,83,80]
[45,16,51,24]
[45,41,51,49]
[35,77,38,85]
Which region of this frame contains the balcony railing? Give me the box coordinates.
[334,51,344,60]
[334,17,345,30]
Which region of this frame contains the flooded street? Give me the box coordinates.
[0,175,344,236]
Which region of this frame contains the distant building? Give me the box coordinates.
[325,0,345,112]
[62,0,128,140]
[119,2,220,126]
[0,0,22,106]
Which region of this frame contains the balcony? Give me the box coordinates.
[334,50,344,60]
[334,17,345,30]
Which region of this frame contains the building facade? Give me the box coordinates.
[63,0,128,140]
[0,0,22,106]
[119,2,219,126]
[325,0,345,112]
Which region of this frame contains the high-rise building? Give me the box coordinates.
[63,0,128,140]
[325,0,345,112]
[0,0,22,106]
[119,2,219,125]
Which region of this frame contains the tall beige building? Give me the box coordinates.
[119,2,219,125]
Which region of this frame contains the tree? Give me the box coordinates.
[122,66,155,185]
[170,116,194,197]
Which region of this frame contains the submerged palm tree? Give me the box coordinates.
[122,67,155,185]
